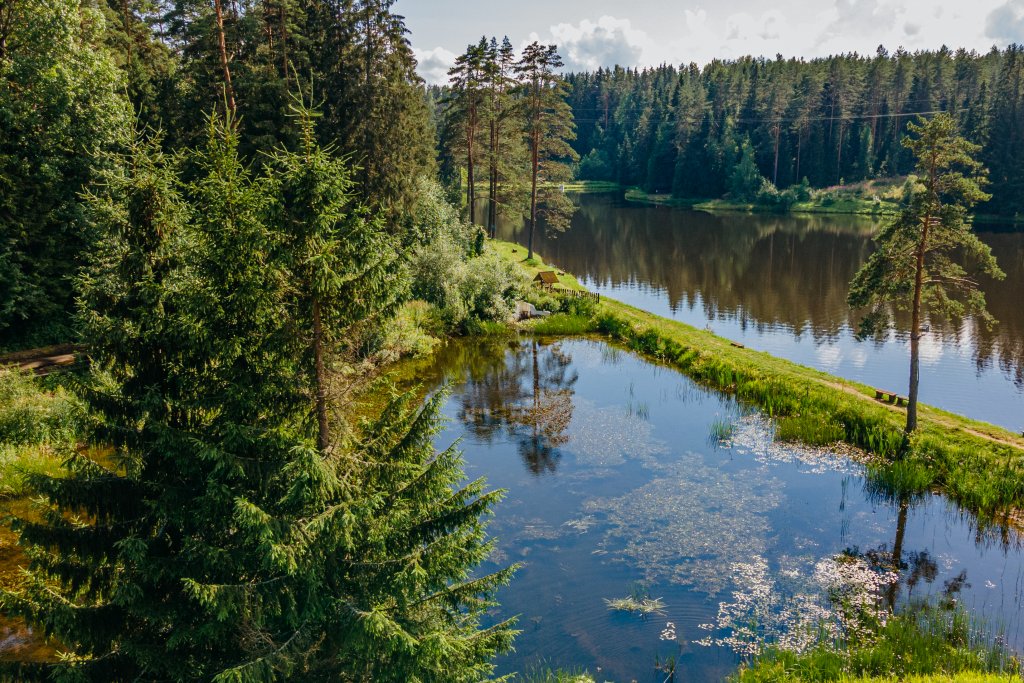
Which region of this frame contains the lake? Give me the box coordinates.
[420,337,1024,682]
[495,193,1024,432]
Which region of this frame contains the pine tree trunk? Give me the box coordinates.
[279,2,288,81]
[489,116,498,238]
[313,298,329,454]
[795,129,802,181]
[907,151,938,436]
[467,110,476,226]
[528,129,539,261]
[907,213,932,436]
[772,124,780,186]
[836,122,844,184]
[213,0,236,113]
[122,0,132,71]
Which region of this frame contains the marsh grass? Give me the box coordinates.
[530,314,598,336]
[516,664,594,683]
[734,604,1021,683]
[605,595,667,615]
[709,418,736,445]
[776,414,847,446]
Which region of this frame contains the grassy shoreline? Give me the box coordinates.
[490,239,1024,522]
[623,187,900,216]
[592,183,1022,224]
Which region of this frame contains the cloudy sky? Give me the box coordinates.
[394,0,1024,84]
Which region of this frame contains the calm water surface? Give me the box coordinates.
[495,193,1024,431]
[422,337,1024,682]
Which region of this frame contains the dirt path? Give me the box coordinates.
[0,344,83,376]
[823,378,1024,452]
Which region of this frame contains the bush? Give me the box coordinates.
[558,294,597,319]
[0,370,83,447]
[411,230,528,333]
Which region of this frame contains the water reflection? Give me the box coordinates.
[447,339,577,476]
[425,337,1024,680]
[496,193,1024,430]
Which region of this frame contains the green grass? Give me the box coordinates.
[492,238,1024,520]
[528,313,598,335]
[733,605,1020,683]
[515,667,594,683]
[0,370,81,497]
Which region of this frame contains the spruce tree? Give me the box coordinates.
[1,116,517,681]
[268,95,405,454]
[848,114,1004,435]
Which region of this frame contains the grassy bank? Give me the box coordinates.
[624,187,900,217]
[490,239,1024,521]
[733,602,1020,683]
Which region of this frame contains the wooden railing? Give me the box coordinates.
[551,285,600,303]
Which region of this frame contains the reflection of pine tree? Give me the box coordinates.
[456,340,577,475]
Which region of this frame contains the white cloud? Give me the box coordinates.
[986,0,1024,43]
[414,46,457,85]
[527,16,651,72]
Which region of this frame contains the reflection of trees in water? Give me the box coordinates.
[449,339,578,476]
[498,193,1024,388]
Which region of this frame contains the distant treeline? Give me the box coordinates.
[565,45,1024,215]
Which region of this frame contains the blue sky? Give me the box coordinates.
[394,0,1024,84]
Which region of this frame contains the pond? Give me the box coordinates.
[420,336,1024,682]
[495,193,1024,432]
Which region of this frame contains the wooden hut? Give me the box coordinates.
[533,271,559,290]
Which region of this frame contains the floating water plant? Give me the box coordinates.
[604,595,666,616]
[605,584,667,616]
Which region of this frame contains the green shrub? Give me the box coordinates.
[0,369,83,447]
[558,294,597,319]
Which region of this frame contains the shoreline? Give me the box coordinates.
[566,181,1024,225]
[490,238,1024,522]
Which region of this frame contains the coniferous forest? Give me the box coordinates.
[3,0,1024,681]
[561,47,1024,213]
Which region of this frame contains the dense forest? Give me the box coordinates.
[0,0,543,679]
[3,0,1024,679]
[562,46,1024,214]
[0,0,435,349]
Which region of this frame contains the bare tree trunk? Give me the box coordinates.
[467,106,476,226]
[279,1,288,82]
[528,128,539,261]
[213,0,236,113]
[772,124,780,186]
[907,217,929,436]
[795,128,802,181]
[122,0,132,71]
[488,115,498,238]
[313,298,330,454]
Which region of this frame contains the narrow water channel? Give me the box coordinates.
[421,337,1024,681]
[495,193,1024,432]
